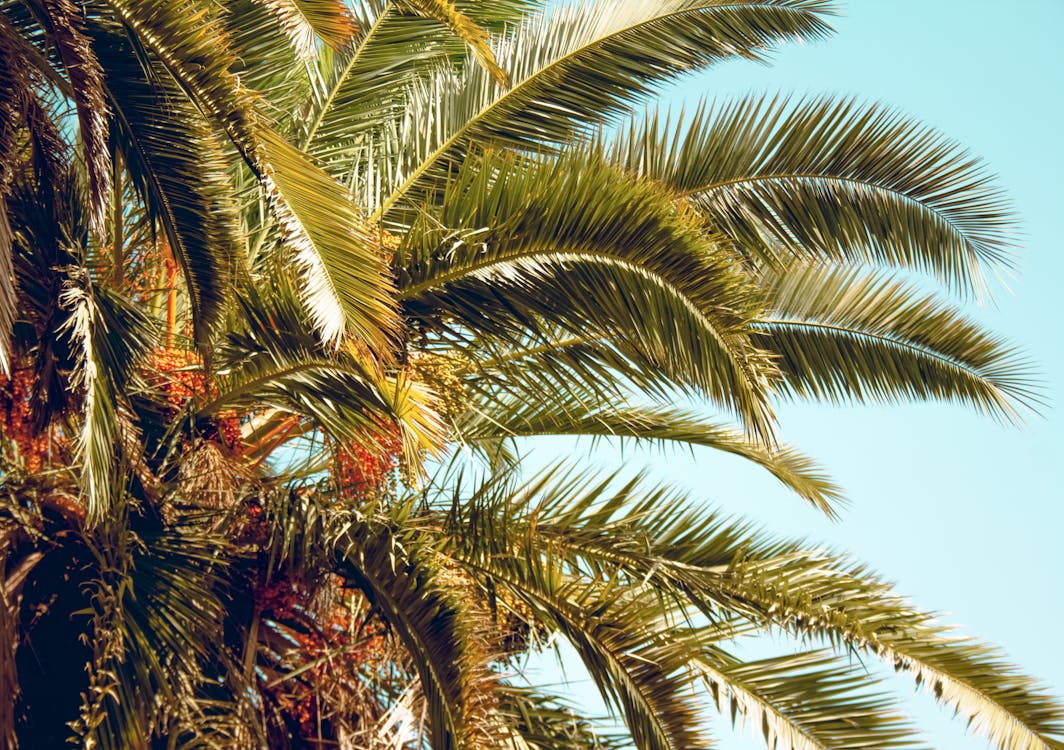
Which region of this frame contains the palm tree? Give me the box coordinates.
[0,1,1060,749]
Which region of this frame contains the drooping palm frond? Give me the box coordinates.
[71,514,235,750]
[429,466,1064,750]
[400,148,778,439]
[0,12,47,374]
[699,648,926,749]
[58,273,155,524]
[326,497,505,750]
[36,0,112,236]
[401,0,509,86]
[755,261,1039,420]
[497,687,629,750]
[379,0,836,216]
[255,0,358,55]
[104,0,398,350]
[714,547,1064,750]
[90,18,243,340]
[611,96,1017,295]
[455,395,842,515]
[204,282,445,463]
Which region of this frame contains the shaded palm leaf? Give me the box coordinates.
[37,0,112,236]
[91,18,242,340]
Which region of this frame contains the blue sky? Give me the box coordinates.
[524,1,1064,747]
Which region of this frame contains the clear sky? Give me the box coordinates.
[523,1,1064,747]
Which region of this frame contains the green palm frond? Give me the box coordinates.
[0,10,56,373]
[401,0,509,86]
[59,275,155,525]
[756,261,1039,420]
[332,507,498,749]
[456,396,842,515]
[73,514,233,750]
[716,548,1064,750]
[92,19,243,339]
[205,283,445,461]
[401,149,778,439]
[255,0,358,55]
[499,687,628,750]
[434,466,1064,750]
[221,0,322,116]
[612,96,1017,294]
[105,0,398,350]
[454,548,712,750]
[301,0,539,175]
[700,648,926,749]
[379,0,835,215]
[37,0,112,236]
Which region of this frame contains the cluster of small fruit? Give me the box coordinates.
[0,368,51,472]
[257,577,388,737]
[332,433,403,497]
[148,347,243,454]
[147,348,209,406]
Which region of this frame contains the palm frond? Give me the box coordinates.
[756,261,1039,420]
[612,97,1017,295]
[0,200,14,376]
[58,274,154,525]
[498,686,629,750]
[36,0,111,237]
[91,18,243,340]
[700,648,926,749]
[435,466,1064,750]
[401,148,778,439]
[205,282,445,462]
[221,0,321,116]
[105,0,398,350]
[333,508,498,749]
[401,0,509,86]
[457,397,842,515]
[380,0,836,215]
[73,514,233,750]
[716,548,1064,750]
[255,0,358,55]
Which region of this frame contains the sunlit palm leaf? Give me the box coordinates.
[700,648,926,749]
[456,396,842,515]
[105,0,398,350]
[401,0,509,86]
[58,276,154,524]
[255,0,357,55]
[401,149,778,439]
[379,0,835,216]
[716,549,1064,750]
[756,261,1038,420]
[612,97,1017,295]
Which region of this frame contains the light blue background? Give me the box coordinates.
[522,1,1064,747]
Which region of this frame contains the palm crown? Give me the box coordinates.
[0,1,1058,749]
